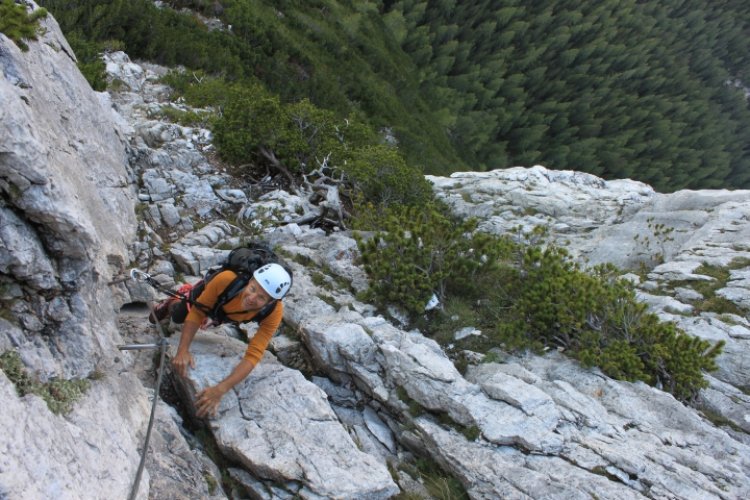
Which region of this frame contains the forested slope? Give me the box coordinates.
[39,0,462,173]
[39,0,750,191]
[386,0,750,190]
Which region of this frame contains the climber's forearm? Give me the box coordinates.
[216,358,256,394]
[176,320,200,354]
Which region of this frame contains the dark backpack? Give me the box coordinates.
[173,241,291,325]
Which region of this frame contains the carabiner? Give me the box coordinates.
[130,269,151,282]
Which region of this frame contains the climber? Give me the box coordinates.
[158,263,292,418]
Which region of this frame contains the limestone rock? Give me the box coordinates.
[0,371,145,500]
[169,332,399,499]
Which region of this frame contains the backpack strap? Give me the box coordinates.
[210,273,250,324]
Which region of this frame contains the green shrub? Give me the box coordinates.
[685,262,748,316]
[413,296,478,346]
[513,247,628,347]
[214,89,350,174]
[577,336,648,382]
[214,90,376,174]
[697,296,745,316]
[212,85,432,210]
[0,0,47,51]
[44,377,91,415]
[357,212,724,401]
[355,203,515,316]
[512,245,724,401]
[343,145,434,209]
[64,32,117,91]
[157,106,214,127]
[161,70,239,108]
[694,263,730,285]
[211,84,281,166]
[0,350,38,395]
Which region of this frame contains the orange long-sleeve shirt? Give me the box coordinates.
[186,270,284,365]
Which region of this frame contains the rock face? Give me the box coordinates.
[0,4,150,499]
[170,333,398,499]
[429,166,750,436]
[275,238,750,498]
[2,5,750,500]
[1,2,136,379]
[428,166,750,271]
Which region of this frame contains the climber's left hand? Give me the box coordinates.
[195,385,226,418]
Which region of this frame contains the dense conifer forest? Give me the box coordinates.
[39,0,750,191]
[385,0,750,190]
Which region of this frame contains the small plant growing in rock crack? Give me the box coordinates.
[436,412,480,441]
[633,217,675,268]
[203,471,218,495]
[689,262,747,316]
[400,457,469,500]
[396,386,425,417]
[0,350,90,415]
[310,271,329,289]
[216,241,235,251]
[236,206,274,238]
[316,293,338,309]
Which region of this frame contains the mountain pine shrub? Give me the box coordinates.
[212,83,431,211]
[213,86,376,177]
[161,70,237,108]
[357,212,724,401]
[0,0,47,51]
[355,203,515,316]
[343,145,433,209]
[64,34,124,91]
[510,244,723,401]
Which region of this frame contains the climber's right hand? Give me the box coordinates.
[172,350,195,378]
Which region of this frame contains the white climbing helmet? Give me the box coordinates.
[253,263,292,299]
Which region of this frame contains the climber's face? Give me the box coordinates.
[241,278,273,310]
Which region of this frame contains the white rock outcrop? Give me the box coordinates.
[429,165,750,436]
[428,166,750,270]
[1,3,137,379]
[170,332,399,499]
[270,227,750,498]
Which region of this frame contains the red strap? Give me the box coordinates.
[176,282,195,312]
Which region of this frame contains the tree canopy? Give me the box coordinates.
[385,0,750,190]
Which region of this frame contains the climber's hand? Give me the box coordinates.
[171,350,195,378]
[195,385,225,418]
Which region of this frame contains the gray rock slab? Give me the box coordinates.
[700,375,750,433]
[0,371,146,499]
[673,316,750,388]
[413,417,635,499]
[170,332,398,499]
